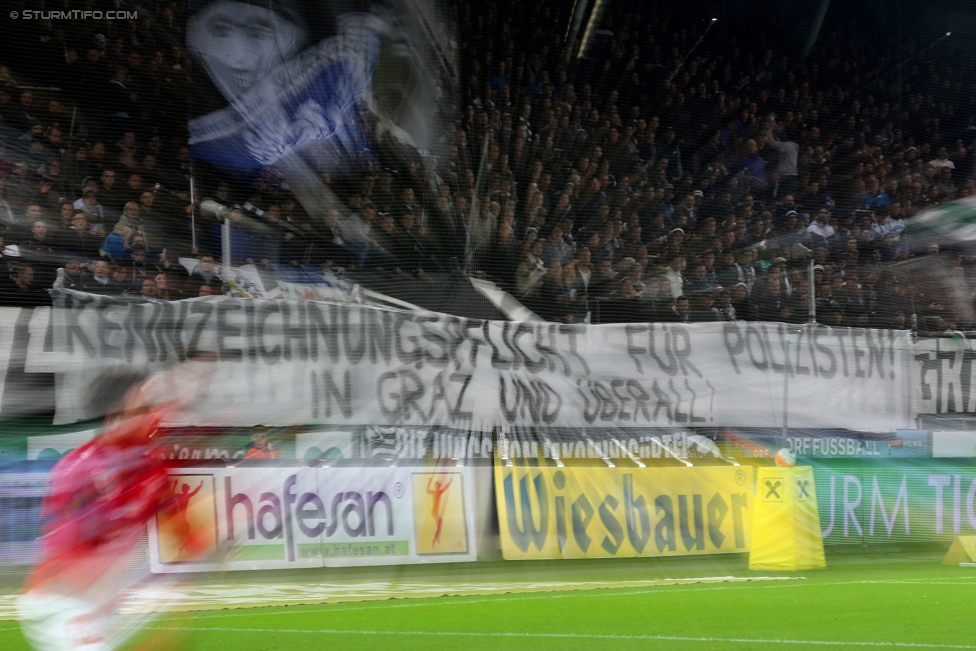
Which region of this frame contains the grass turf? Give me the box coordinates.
[3,552,976,650]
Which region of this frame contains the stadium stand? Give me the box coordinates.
[0,0,970,333]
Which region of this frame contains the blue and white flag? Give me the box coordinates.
[186,0,438,170]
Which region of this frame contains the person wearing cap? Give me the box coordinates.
[807,207,835,240]
[78,190,105,227]
[72,179,100,211]
[730,282,757,321]
[773,210,800,238]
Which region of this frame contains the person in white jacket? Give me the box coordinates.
[664,253,685,299]
[516,240,547,299]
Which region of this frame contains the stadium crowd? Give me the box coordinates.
[0,1,974,331]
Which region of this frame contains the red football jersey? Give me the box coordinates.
[38,411,169,562]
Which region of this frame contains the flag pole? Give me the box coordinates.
[189,162,197,252]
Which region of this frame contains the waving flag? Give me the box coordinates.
[905,195,976,248]
[186,0,437,170]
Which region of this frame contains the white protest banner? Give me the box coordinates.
[915,336,976,415]
[49,290,916,429]
[178,258,268,298]
[271,266,354,303]
[148,464,477,573]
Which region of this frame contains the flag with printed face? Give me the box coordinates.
[185,0,441,171]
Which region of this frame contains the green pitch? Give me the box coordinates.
[3,552,976,650]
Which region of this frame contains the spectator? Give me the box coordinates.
[189,254,219,285]
[731,283,758,321]
[599,277,645,324]
[538,260,570,322]
[755,275,792,322]
[663,254,685,300]
[78,190,106,227]
[683,261,714,296]
[716,288,737,321]
[139,277,159,300]
[666,296,692,323]
[20,220,55,254]
[0,0,961,332]
[542,225,572,266]
[484,218,520,290]
[154,273,180,301]
[689,291,721,322]
[764,122,799,198]
[515,239,546,299]
[0,263,47,306]
[59,212,102,259]
[86,260,115,294]
[99,169,123,214]
[57,259,90,292]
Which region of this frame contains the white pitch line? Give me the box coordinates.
[153,576,976,621]
[155,581,800,620]
[149,625,976,649]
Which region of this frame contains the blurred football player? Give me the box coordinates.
[17,369,170,651]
